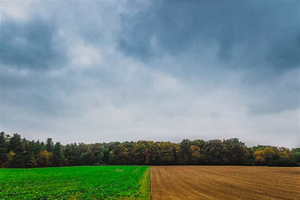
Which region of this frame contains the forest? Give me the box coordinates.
[0,132,299,168]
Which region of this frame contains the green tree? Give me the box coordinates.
[8,134,25,167]
[158,142,175,164]
[131,143,147,165]
[64,143,79,166]
[277,147,296,166]
[179,139,191,164]
[223,138,250,165]
[46,138,54,152]
[53,142,65,166]
[24,141,37,167]
[25,151,37,167]
[292,148,300,164]
[205,140,227,164]
[120,147,130,164]
[0,132,8,167]
[0,132,297,167]
[109,151,116,164]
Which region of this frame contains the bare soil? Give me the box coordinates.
[151,166,300,200]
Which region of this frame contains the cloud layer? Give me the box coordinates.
[0,0,299,148]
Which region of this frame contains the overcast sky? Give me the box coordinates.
[0,0,299,148]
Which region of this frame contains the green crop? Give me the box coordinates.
[0,166,150,200]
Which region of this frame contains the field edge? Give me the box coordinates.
[136,167,151,200]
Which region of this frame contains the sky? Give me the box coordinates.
[0,0,299,148]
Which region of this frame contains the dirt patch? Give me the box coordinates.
[151,166,300,200]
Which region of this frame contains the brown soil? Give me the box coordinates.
[151,166,300,200]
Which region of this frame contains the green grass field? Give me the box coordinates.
[0,166,150,200]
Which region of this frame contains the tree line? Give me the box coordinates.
[0,132,299,168]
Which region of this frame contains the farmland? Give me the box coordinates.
[151,166,300,200]
[0,166,150,200]
[1,166,300,200]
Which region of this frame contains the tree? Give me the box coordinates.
[46,138,54,152]
[263,147,278,165]
[292,148,300,164]
[79,152,91,165]
[25,151,37,167]
[24,141,37,167]
[277,147,296,166]
[190,145,201,164]
[64,143,80,166]
[255,156,266,166]
[89,144,105,165]
[223,138,249,165]
[4,151,15,167]
[109,151,116,164]
[147,143,160,164]
[0,132,297,168]
[0,132,8,167]
[120,147,130,165]
[131,143,147,165]
[96,152,104,165]
[179,139,191,164]
[8,134,25,167]
[158,142,175,164]
[263,147,276,159]
[174,144,181,164]
[253,150,265,166]
[205,140,227,164]
[37,150,52,167]
[145,147,152,165]
[53,142,64,166]
[279,147,293,159]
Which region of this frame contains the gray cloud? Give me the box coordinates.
[0,0,299,148]
[118,0,299,70]
[0,19,66,70]
[118,0,300,115]
[265,34,300,70]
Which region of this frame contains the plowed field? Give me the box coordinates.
[151,166,300,200]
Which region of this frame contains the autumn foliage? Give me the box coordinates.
[0,132,299,168]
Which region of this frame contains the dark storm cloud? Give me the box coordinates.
[118,0,300,116]
[265,33,300,70]
[0,19,66,70]
[118,0,300,70]
[0,0,299,148]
